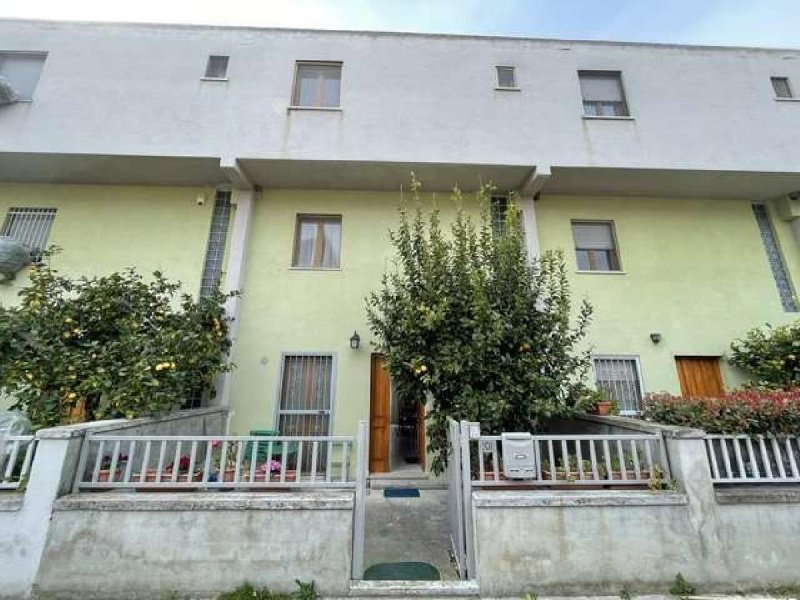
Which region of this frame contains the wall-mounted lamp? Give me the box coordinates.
[650,332,662,344]
[349,331,361,350]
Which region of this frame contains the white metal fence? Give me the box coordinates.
[0,435,36,491]
[73,433,359,491]
[705,434,800,484]
[470,432,669,487]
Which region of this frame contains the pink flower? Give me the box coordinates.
[260,460,282,473]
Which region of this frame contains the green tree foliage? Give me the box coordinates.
[366,179,593,473]
[730,321,800,389]
[0,252,235,428]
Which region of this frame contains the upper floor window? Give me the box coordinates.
[292,215,342,269]
[204,55,229,80]
[495,66,517,90]
[571,220,621,272]
[292,62,342,108]
[578,71,629,117]
[771,76,793,99]
[1,207,57,260]
[0,52,47,101]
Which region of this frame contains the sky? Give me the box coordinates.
[0,0,798,48]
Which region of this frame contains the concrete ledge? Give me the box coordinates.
[473,489,688,508]
[716,486,800,504]
[0,495,24,511]
[577,414,706,439]
[349,580,480,597]
[54,491,355,511]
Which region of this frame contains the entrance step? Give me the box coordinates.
[367,476,445,490]
[348,580,480,598]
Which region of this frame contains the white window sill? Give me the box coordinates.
[287,106,343,112]
[775,97,800,102]
[582,115,635,121]
[201,77,229,82]
[575,270,627,275]
[495,87,521,92]
[289,266,342,271]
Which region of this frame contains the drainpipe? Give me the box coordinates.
[519,165,550,262]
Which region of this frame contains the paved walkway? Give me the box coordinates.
[363,488,459,580]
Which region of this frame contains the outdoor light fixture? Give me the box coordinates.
[650,332,662,344]
[349,331,361,350]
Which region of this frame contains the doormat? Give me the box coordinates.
[363,561,441,581]
[383,487,420,498]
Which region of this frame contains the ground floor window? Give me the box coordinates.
[592,356,644,414]
[277,353,334,437]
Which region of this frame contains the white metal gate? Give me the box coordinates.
[447,419,476,580]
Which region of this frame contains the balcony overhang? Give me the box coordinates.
[0,152,224,187]
[544,167,800,201]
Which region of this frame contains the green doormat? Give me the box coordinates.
[363,561,441,581]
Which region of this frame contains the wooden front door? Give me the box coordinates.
[675,357,724,397]
[369,354,391,473]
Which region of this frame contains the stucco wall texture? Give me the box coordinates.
[2,184,799,434]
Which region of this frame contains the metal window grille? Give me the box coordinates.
[490,195,509,238]
[579,71,629,117]
[593,357,643,414]
[753,203,798,312]
[1,207,56,260]
[204,55,229,79]
[278,354,334,471]
[771,77,792,99]
[496,66,516,88]
[199,191,232,298]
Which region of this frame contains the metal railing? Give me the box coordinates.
[0,435,37,491]
[470,433,669,487]
[705,434,800,484]
[73,434,358,491]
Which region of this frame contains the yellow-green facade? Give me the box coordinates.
[2,183,798,436]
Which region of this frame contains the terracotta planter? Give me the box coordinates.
[96,468,121,482]
[542,469,600,482]
[482,471,507,482]
[596,401,613,416]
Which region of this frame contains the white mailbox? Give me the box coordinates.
[501,432,537,479]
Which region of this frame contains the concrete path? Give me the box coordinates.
[363,488,459,581]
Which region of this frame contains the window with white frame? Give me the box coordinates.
[292,62,342,108]
[0,52,47,101]
[1,207,57,260]
[490,194,509,237]
[571,220,621,271]
[496,66,517,89]
[204,55,229,79]
[578,71,629,117]
[292,214,342,269]
[593,357,643,414]
[771,76,793,99]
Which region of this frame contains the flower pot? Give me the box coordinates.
[96,468,121,482]
[596,401,613,416]
[542,469,599,482]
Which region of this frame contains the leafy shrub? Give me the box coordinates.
[730,321,800,389]
[367,178,593,473]
[0,253,235,428]
[217,580,318,600]
[668,573,696,597]
[643,389,800,434]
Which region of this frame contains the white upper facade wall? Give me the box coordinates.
[0,19,799,173]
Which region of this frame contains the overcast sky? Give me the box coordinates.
[1,0,798,48]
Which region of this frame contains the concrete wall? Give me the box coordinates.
[472,421,800,596]
[0,409,227,600]
[33,492,355,599]
[0,19,798,174]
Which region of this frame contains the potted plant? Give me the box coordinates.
[97,453,128,482]
[587,389,613,416]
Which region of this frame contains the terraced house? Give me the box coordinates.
[1,18,800,476]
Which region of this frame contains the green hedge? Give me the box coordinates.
[643,390,800,435]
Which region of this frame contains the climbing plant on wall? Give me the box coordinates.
[367,177,594,473]
[0,250,236,428]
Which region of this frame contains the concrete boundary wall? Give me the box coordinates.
[472,417,800,597]
[0,409,227,600]
[33,492,355,600]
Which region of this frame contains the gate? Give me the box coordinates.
[447,419,476,580]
